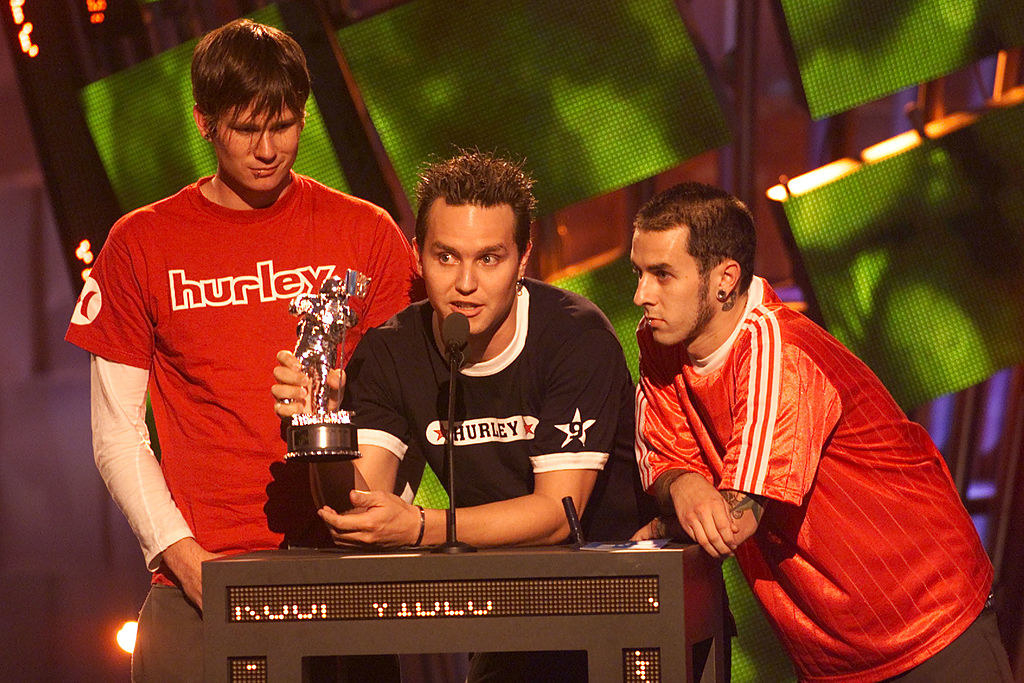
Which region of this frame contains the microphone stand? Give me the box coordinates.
[435,342,476,554]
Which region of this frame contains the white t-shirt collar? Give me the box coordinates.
[460,285,530,377]
[689,276,765,376]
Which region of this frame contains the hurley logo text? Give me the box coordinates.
[169,260,337,311]
[426,415,539,446]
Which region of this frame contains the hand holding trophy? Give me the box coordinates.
[285,269,370,462]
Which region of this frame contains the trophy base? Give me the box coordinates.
[309,460,356,511]
[286,413,361,462]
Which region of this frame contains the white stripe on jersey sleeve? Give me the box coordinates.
[357,428,409,459]
[735,307,783,494]
[530,451,609,473]
[634,384,657,490]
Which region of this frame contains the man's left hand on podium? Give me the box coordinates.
[318,489,423,548]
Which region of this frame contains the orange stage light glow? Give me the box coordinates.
[767,95,1024,204]
[9,1,39,57]
[75,239,94,264]
[116,621,138,654]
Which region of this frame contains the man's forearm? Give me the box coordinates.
[421,469,598,548]
[424,493,574,547]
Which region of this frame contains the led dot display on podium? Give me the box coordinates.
[228,657,266,683]
[228,575,660,622]
[624,648,662,682]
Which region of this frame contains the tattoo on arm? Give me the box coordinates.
[722,490,764,522]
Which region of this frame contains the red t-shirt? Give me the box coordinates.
[636,277,992,682]
[67,173,420,583]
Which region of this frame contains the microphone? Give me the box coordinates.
[562,496,585,548]
[442,312,469,365]
[436,310,475,554]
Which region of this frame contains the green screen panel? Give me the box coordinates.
[723,557,796,682]
[79,4,349,214]
[337,0,729,216]
[782,100,1024,409]
[781,0,1024,120]
[411,463,449,510]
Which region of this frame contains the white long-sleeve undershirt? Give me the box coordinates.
[90,354,193,570]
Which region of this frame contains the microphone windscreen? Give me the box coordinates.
[442,312,470,350]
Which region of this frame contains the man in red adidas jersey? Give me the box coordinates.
[65,19,417,680]
[629,182,1012,681]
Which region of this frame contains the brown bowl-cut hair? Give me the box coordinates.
[191,19,310,136]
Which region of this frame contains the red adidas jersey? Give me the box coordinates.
[67,174,420,582]
[636,277,992,682]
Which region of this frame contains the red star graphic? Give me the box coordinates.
[434,429,447,442]
[524,422,535,436]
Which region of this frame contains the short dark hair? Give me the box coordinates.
[191,19,310,135]
[633,182,756,294]
[414,150,536,255]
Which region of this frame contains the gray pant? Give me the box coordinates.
[886,606,1013,682]
[132,585,203,682]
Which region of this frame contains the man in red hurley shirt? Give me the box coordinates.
[66,18,418,680]
[630,182,1011,682]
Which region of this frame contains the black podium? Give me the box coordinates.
[203,544,725,682]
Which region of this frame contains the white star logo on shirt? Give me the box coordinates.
[555,408,597,448]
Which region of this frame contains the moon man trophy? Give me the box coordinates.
[285,270,369,462]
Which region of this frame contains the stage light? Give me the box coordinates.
[75,239,93,265]
[116,621,137,654]
[860,131,922,164]
[786,159,860,196]
[765,184,789,203]
[17,21,36,55]
[7,1,38,57]
[85,0,106,25]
